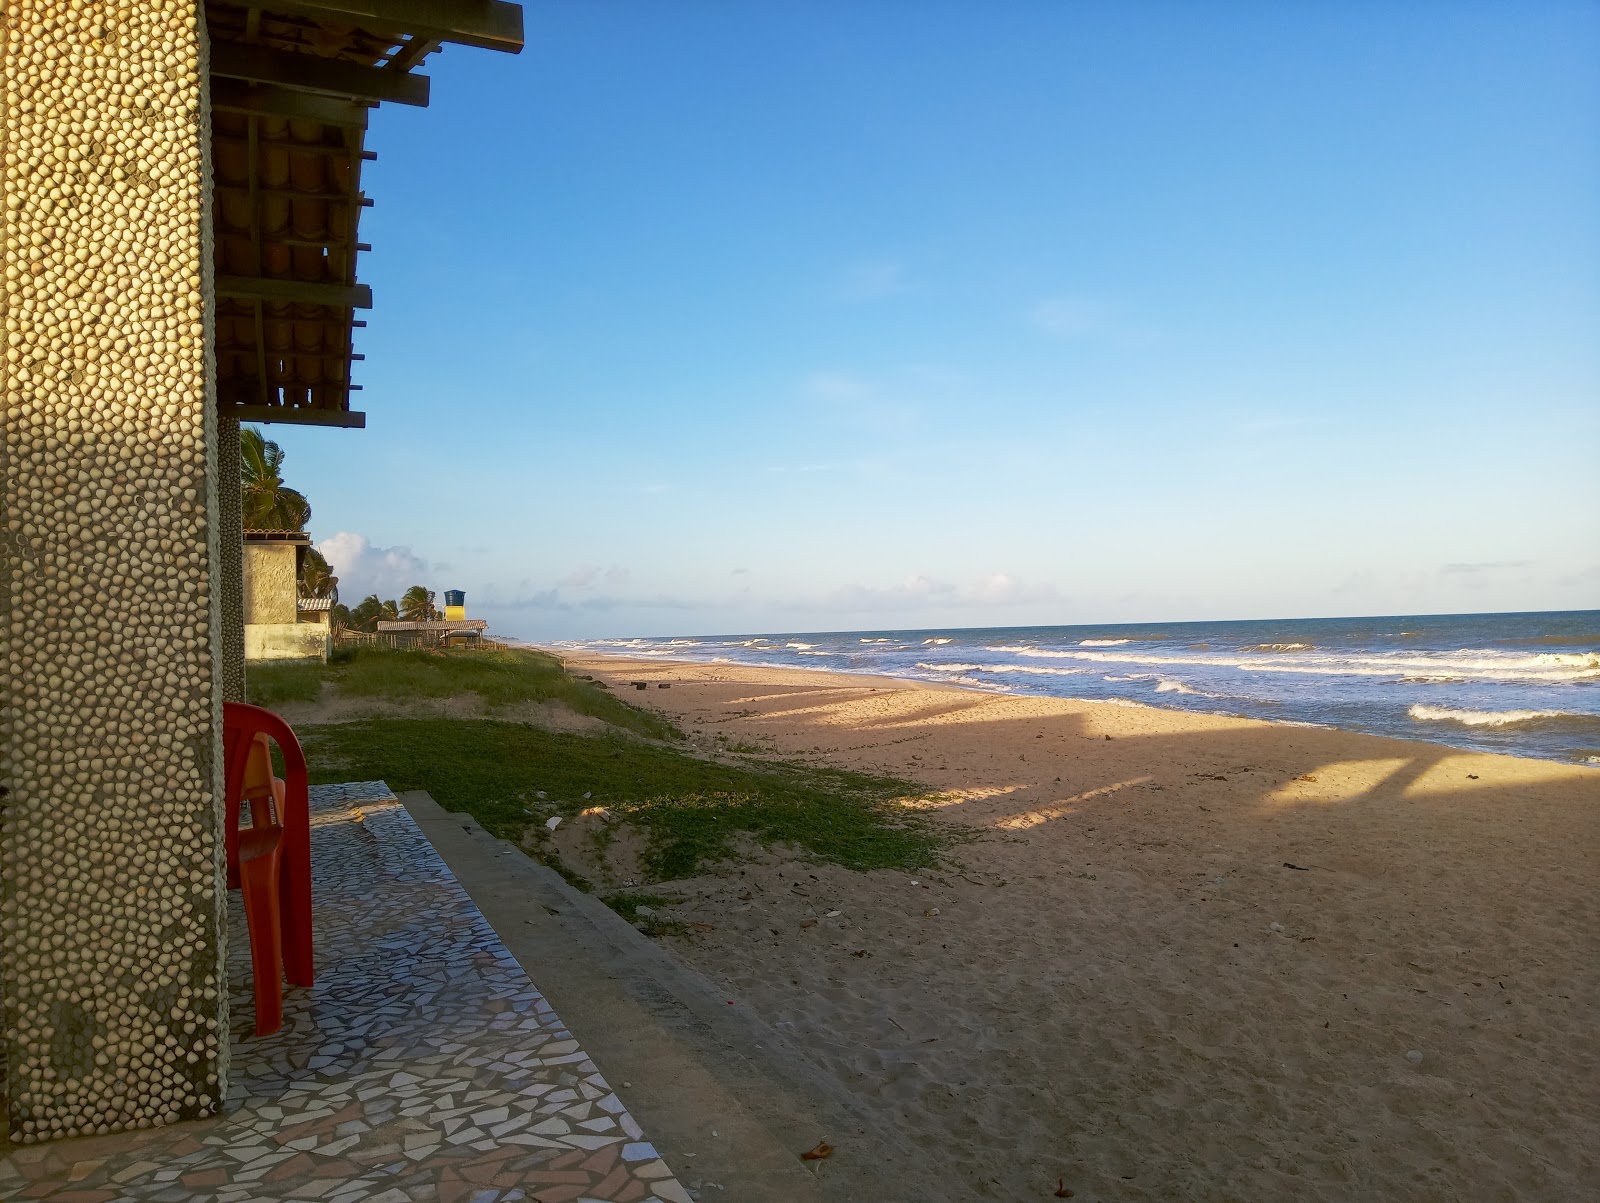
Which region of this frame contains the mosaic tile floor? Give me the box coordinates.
[1,782,692,1203]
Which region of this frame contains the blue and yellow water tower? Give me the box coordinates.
[444,590,466,622]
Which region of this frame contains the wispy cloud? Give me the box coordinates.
[1031,296,1109,339]
[1441,560,1533,575]
[822,572,1060,613]
[1030,295,1153,346]
[764,462,839,474]
[1232,413,1330,436]
[559,565,631,590]
[804,371,872,401]
[838,258,907,301]
[475,579,702,613]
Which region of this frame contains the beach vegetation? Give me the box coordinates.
[399,585,439,623]
[244,662,324,706]
[300,547,338,600]
[249,646,959,886]
[247,645,678,739]
[240,427,311,531]
[298,715,952,882]
[599,891,689,935]
[344,593,402,632]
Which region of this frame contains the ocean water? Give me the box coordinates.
[561,611,1600,765]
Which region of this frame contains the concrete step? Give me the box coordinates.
[400,791,954,1203]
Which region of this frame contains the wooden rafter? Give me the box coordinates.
[218,275,373,308]
[206,0,523,429]
[210,78,372,125]
[229,404,368,429]
[246,1,525,54]
[212,41,430,106]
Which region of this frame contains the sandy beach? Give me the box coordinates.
[557,651,1600,1202]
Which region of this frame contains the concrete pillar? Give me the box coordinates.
[0,1,229,1142]
[217,413,245,701]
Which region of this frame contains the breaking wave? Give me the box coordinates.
[1408,705,1575,728]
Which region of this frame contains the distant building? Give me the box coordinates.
[243,531,329,663]
[378,588,488,647]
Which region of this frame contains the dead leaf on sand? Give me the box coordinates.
[799,918,818,929]
[1054,1179,1074,1197]
[801,1141,834,1161]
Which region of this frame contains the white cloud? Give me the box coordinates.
[317,531,431,601]
[804,371,872,401]
[839,258,907,301]
[558,565,631,590]
[475,576,699,613]
[823,573,1059,613]
[1030,295,1154,347]
[1441,560,1533,575]
[1031,296,1108,338]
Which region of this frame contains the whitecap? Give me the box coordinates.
[1407,704,1571,728]
[1079,638,1132,646]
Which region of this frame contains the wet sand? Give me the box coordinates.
[560,651,1600,1203]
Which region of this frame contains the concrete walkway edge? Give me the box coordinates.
[400,791,956,1203]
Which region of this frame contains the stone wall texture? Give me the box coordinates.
[242,540,297,625]
[216,413,244,701]
[1,1,229,1141]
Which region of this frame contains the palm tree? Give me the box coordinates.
[378,598,399,624]
[300,547,338,601]
[399,585,438,622]
[241,426,311,531]
[347,594,384,632]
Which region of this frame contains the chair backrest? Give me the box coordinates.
[222,702,310,875]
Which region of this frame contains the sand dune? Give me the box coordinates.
[563,652,1600,1202]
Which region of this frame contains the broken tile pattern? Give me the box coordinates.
[0,782,690,1203]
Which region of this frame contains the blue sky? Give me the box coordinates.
[273,0,1600,640]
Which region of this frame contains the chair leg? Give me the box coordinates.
[239,844,285,1037]
[280,792,314,988]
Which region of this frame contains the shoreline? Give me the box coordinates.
[541,644,1581,767]
[544,646,1599,1201]
[528,611,1600,766]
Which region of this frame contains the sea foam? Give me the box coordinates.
[1408,705,1570,728]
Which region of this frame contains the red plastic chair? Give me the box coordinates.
[222,702,314,1035]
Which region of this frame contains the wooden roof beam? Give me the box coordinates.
[229,403,368,429]
[212,41,430,106]
[250,1,525,54]
[218,274,373,308]
[211,78,371,126]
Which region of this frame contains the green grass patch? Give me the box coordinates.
[244,663,324,706]
[299,717,954,881]
[601,891,676,919]
[247,646,678,740]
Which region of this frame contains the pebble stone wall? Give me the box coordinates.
[216,412,243,701]
[1,1,229,1143]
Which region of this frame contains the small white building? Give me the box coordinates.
[243,531,329,663]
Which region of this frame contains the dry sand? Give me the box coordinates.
[560,651,1599,1203]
